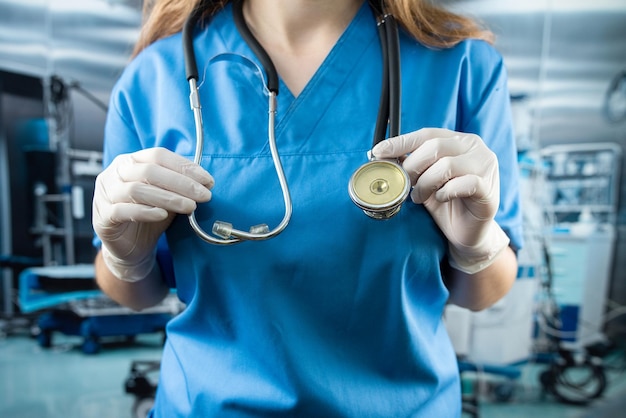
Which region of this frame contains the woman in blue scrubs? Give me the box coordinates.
[92,0,523,416]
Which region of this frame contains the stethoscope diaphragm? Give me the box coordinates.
[348,159,410,219]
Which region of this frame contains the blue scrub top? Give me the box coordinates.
[103,2,523,417]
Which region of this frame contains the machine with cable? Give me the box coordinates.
[0,72,185,351]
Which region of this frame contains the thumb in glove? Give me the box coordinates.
[372,128,510,274]
[93,147,213,281]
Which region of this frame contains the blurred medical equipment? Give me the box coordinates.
[536,236,609,407]
[603,69,626,123]
[183,0,406,244]
[1,72,105,335]
[531,142,622,406]
[442,134,623,408]
[538,143,621,349]
[125,360,160,418]
[19,264,183,354]
[29,76,105,267]
[0,73,180,350]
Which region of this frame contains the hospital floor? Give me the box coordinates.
[1,322,626,418]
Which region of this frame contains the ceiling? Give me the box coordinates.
[0,0,625,151]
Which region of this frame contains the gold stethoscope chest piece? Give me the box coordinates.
[348,159,410,219]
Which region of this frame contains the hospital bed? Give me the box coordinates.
[18,264,182,354]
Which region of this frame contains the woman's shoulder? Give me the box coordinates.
[403,33,504,67]
[118,9,234,91]
[401,36,508,96]
[457,38,505,66]
[125,32,184,78]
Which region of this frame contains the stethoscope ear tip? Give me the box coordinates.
[212,221,234,239]
[211,221,271,240]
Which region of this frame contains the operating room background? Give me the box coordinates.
[0,1,625,417]
[0,0,625,337]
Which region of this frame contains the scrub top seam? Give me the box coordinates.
[273,2,379,144]
[183,148,372,160]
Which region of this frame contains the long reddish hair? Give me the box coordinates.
[132,0,493,57]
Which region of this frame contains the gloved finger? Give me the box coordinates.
[411,158,500,217]
[131,147,214,188]
[400,136,474,184]
[103,180,203,214]
[113,155,212,203]
[410,155,489,204]
[94,200,169,226]
[371,128,461,159]
[410,155,456,204]
[435,175,498,220]
[433,175,482,202]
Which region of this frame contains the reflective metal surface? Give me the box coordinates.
[349,160,410,219]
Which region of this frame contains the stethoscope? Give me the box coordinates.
[183,0,409,245]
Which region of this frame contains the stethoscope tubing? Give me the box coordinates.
[183,0,292,244]
[182,0,402,243]
[371,1,401,146]
[385,13,401,139]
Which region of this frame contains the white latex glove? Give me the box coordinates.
[371,128,510,274]
[93,147,213,282]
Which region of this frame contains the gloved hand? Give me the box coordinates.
[372,128,510,274]
[93,147,213,282]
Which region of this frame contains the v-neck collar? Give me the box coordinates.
[216,1,379,147]
[275,2,377,135]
